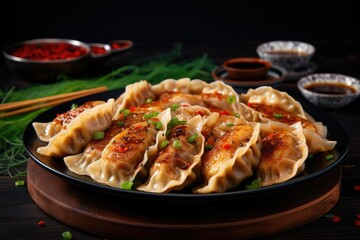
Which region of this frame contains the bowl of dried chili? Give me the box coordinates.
[3,38,134,83]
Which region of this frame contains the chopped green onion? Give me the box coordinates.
[70,103,78,109]
[120,109,130,117]
[160,140,169,149]
[326,154,334,160]
[205,144,213,150]
[187,133,199,143]
[234,113,240,118]
[145,98,153,103]
[170,103,180,111]
[94,131,105,140]
[173,139,182,149]
[149,120,162,130]
[15,180,25,186]
[227,95,236,104]
[167,117,187,129]
[273,113,283,119]
[144,111,159,119]
[245,179,261,190]
[120,180,133,190]
[226,123,234,127]
[117,121,124,127]
[61,231,72,240]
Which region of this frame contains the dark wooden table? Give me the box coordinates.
[1,41,360,239]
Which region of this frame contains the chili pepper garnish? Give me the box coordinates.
[354,185,360,191]
[223,143,232,149]
[38,220,45,226]
[15,180,25,186]
[129,106,137,112]
[173,139,182,149]
[144,111,159,119]
[226,95,236,104]
[94,131,105,140]
[120,180,133,190]
[116,146,128,153]
[220,110,230,116]
[187,133,198,143]
[61,230,72,240]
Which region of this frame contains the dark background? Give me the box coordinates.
[1,0,360,83]
[1,0,359,44]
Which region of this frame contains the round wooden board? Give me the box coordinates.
[27,159,341,240]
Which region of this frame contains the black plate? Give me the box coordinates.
[24,89,349,201]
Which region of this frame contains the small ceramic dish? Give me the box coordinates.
[257,41,315,70]
[212,65,286,88]
[297,73,360,108]
[223,57,272,80]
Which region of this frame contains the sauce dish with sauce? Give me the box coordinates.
[297,73,360,108]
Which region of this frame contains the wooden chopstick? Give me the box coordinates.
[0,86,108,118]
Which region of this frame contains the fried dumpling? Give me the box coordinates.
[36,98,115,157]
[33,100,105,142]
[257,122,308,186]
[86,108,172,188]
[64,112,145,175]
[194,122,261,193]
[137,115,204,193]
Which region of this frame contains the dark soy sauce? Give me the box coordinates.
[305,82,357,95]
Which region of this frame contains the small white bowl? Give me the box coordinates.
[257,41,315,70]
[297,73,360,108]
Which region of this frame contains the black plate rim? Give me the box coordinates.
[23,89,349,201]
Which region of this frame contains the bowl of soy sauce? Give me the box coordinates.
[297,73,360,108]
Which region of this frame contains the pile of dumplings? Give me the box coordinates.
[33,78,337,194]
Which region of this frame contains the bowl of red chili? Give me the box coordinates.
[3,38,134,83]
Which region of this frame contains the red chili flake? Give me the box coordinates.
[220,110,230,116]
[38,219,45,226]
[195,110,204,116]
[116,146,128,153]
[133,125,143,131]
[332,215,341,223]
[354,219,360,226]
[129,106,137,112]
[354,185,360,191]
[247,102,253,108]
[223,143,232,149]
[180,103,190,107]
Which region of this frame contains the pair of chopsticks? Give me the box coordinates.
[0,86,108,118]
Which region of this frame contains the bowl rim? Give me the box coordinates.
[223,57,272,73]
[256,40,316,56]
[3,38,91,63]
[297,73,360,97]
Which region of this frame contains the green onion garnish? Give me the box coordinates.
[120,180,133,190]
[94,131,105,140]
[117,121,124,127]
[61,231,72,240]
[234,113,240,118]
[149,120,162,130]
[326,154,334,160]
[70,103,78,109]
[227,95,236,104]
[245,179,261,190]
[226,123,234,127]
[173,139,182,149]
[187,133,198,143]
[120,109,130,117]
[160,140,169,149]
[171,103,180,111]
[145,98,153,103]
[273,113,283,119]
[15,180,25,187]
[205,144,213,150]
[167,117,187,129]
[144,111,159,119]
